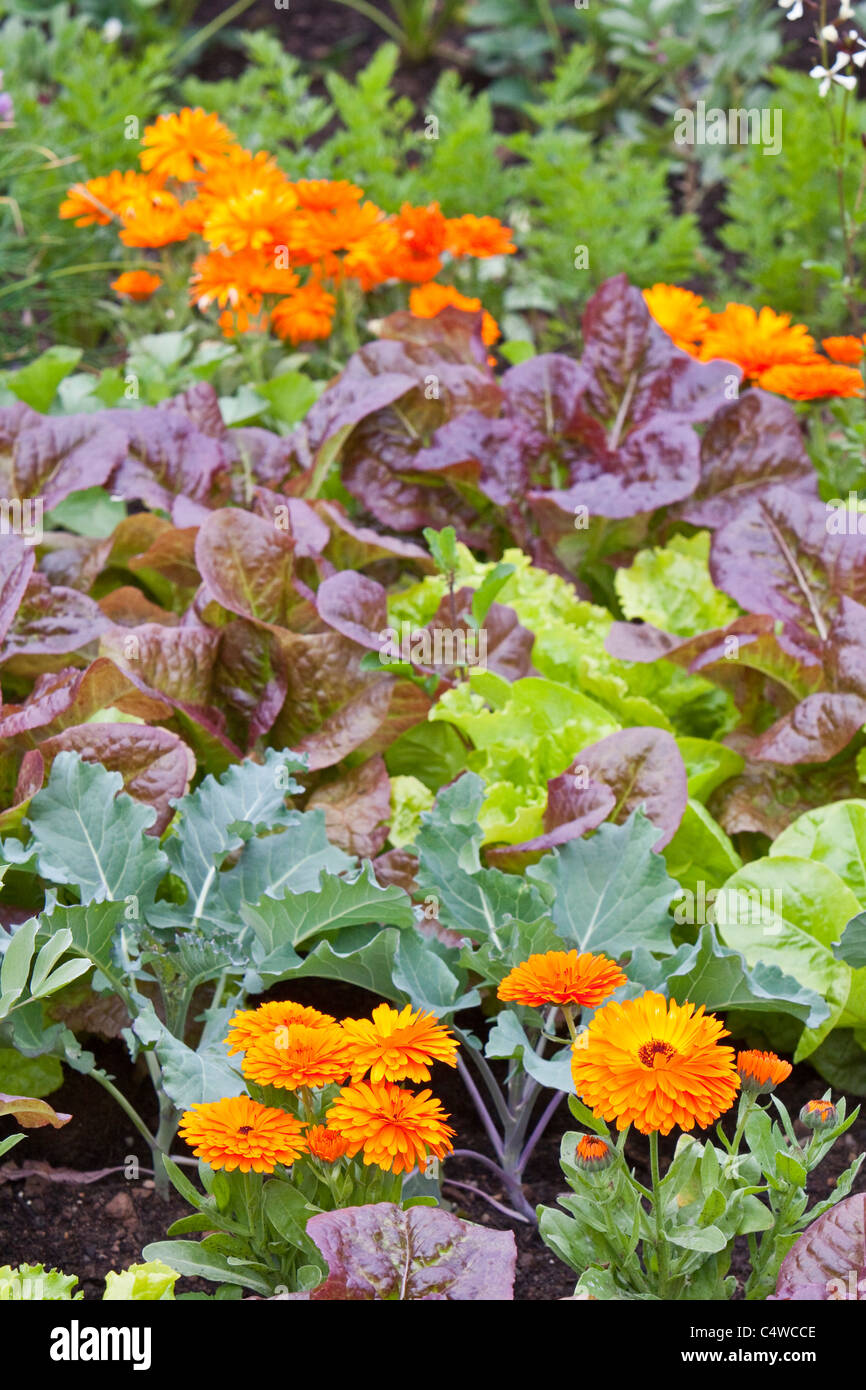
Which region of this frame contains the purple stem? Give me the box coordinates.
[450,1148,512,1178]
[442,1178,532,1224]
[455,1054,505,1159]
[515,1089,567,1178]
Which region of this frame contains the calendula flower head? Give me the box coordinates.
[409,281,501,347]
[140,108,237,182]
[305,1124,350,1162]
[385,202,448,282]
[341,221,402,290]
[110,270,162,301]
[293,179,364,210]
[497,950,627,1010]
[643,283,711,354]
[737,1050,792,1096]
[800,1099,837,1131]
[192,149,287,224]
[341,1003,459,1084]
[822,334,865,364]
[59,170,158,227]
[118,187,190,248]
[300,200,386,258]
[699,303,819,378]
[178,1095,308,1173]
[757,361,865,399]
[225,1000,336,1057]
[574,1133,614,1173]
[444,213,516,258]
[570,991,740,1136]
[202,182,299,254]
[241,1021,352,1091]
[326,1080,455,1175]
[189,249,298,317]
[270,280,336,343]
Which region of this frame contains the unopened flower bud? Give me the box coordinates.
[821,24,840,40]
[800,1099,837,1131]
[575,1133,613,1173]
[737,1049,792,1096]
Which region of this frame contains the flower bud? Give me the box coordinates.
[737,1049,792,1097]
[800,1099,837,1131]
[575,1134,613,1173]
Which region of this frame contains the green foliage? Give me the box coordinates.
[0,750,438,1175]
[719,69,866,335]
[0,5,171,359]
[541,1090,862,1301]
[615,533,740,637]
[713,801,866,1085]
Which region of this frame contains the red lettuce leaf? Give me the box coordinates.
[678,389,817,529]
[487,727,686,866]
[110,407,230,512]
[0,534,35,648]
[773,1194,866,1300]
[37,723,195,834]
[306,755,391,858]
[710,487,866,649]
[194,508,317,629]
[0,404,127,508]
[1,575,110,673]
[301,1202,516,1300]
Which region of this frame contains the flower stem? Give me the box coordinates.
[561,1005,578,1042]
[649,1131,671,1298]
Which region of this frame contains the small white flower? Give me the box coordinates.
[778,0,804,19]
[844,28,866,64]
[101,18,123,43]
[811,51,859,93]
[822,24,840,40]
[839,2,856,21]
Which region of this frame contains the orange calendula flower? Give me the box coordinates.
[341,221,401,290]
[800,1099,837,1130]
[757,361,865,399]
[190,249,298,314]
[642,283,711,354]
[192,149,287,222]
[299,200,386,257]
[736,1049,792,1096]
[574,1134,613,1172]
[444,214,516,258]
[305,1124,350,1162]
[409,281,501,347]
[821,334,864,364]
[241,1021,353,1090]
[59,170,157,226]
[110,270,162,301]
[293,179,364,211]
[497,950,626,1010]
[699,303,818,377]
[570,991,740,1136]
[117,186,190,248]
[270,280,336,343]
[326,1080,455,1174]
[202,182,299,255]
[140,107,237,183]
[385,202,448,282]
[178,1095,308,1173]
[225,1000,337,1057]
[341,1003,458,1085]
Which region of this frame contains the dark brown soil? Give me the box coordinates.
[189,0,480,116]
[2,977,865,1300]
